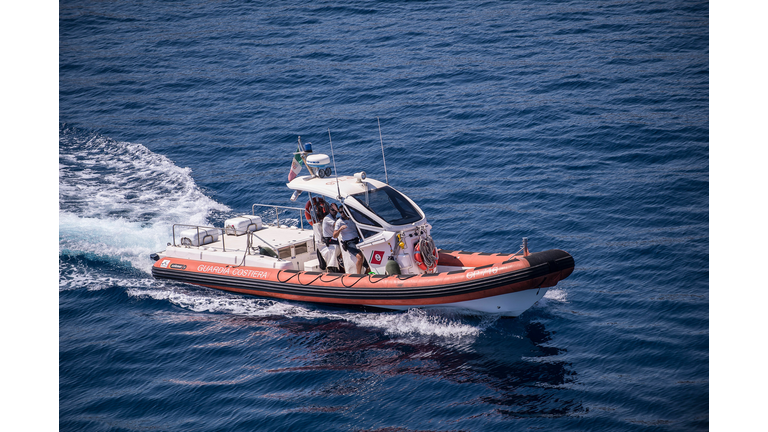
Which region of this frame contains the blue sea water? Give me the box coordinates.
[56,1,709,430]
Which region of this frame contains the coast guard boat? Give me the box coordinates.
[151,138,574,316]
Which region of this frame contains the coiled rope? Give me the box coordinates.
[417,235,439,273]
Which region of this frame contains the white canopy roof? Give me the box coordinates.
[286,175,388,200]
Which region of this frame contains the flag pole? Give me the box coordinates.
[297,136,317,177]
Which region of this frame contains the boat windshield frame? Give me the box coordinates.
[349,185,423,226]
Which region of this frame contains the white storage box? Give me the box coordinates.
[179,227,220,246]
[225,215,263,236]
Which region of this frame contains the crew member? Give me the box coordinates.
[322,204,339,245]
[320,203,341,272]
[333,206,365,274]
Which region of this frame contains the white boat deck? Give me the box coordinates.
[161,223,317,269]
[212,224,315,256]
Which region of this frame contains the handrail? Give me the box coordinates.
[251,204,306,230]
[172,224,227,251]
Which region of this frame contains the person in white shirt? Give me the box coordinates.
[322,204,339,245]
[333,206,365,274]
[320,203,341,272]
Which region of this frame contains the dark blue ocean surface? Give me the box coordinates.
[59,1,708,430]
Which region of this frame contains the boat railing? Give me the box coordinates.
[251,203,307,230]
[172,224,228,251]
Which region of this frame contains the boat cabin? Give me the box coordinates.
[286,172,436,275]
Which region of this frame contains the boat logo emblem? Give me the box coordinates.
[170,263,187,270]
[370,250,385,265]
[160,259,170,268]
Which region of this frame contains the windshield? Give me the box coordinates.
[351,185,422,225]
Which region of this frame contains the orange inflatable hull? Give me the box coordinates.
[152,249,574,312]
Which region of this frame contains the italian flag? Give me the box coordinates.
[288,145,302,181]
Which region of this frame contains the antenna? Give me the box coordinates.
[377,117,389,184]
[328,128,342,200]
